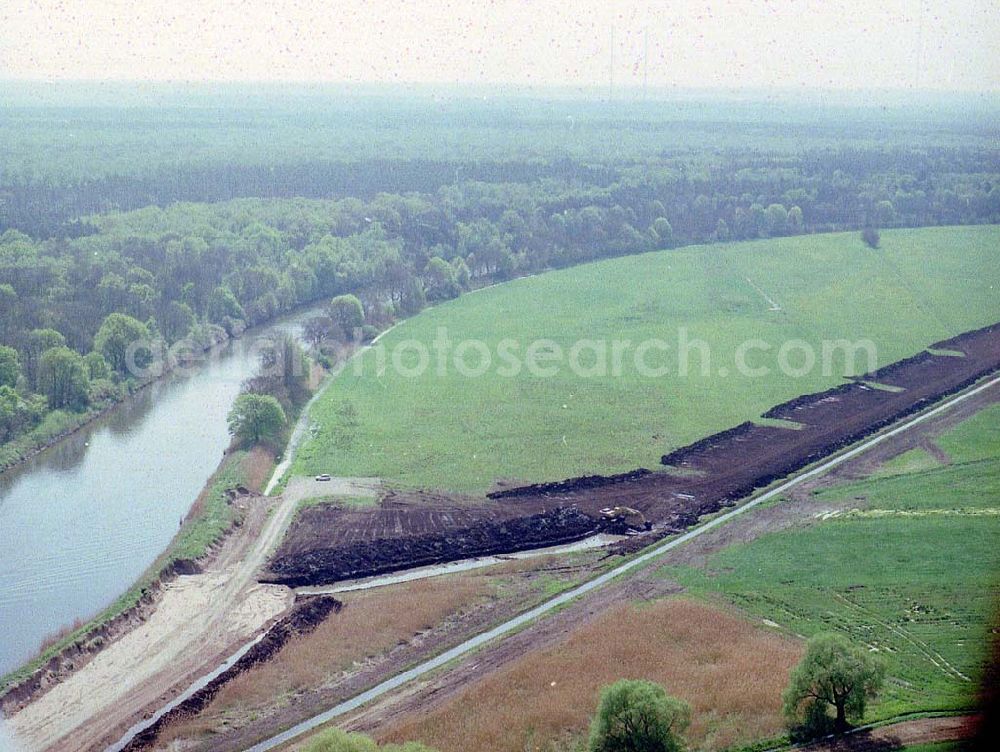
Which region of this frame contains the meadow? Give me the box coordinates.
[657,402,1000,719]
[292,226,1000,492]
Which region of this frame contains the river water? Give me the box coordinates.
[0,312,314,677]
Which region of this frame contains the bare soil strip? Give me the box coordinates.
[797,714,978,751]
[117,597,340,752]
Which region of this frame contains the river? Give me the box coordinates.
[0,311,315,677]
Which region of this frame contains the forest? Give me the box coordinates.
[1,90,998,453]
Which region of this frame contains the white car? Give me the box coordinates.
[315,474,332,481]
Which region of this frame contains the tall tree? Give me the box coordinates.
[207,285,246,328]
[651,217,674,248]
[37,346,90,410]
[783,632,886,737]
[23,328,66,390]
[328,294,366,340]
[765,203,789,236]
[424,257,461,301]
[227,392,287,446]
[0,386,45,443]
[0,345,20,388]
[94,313,152,375]
[589,679,690,752]
[787,205,804,234]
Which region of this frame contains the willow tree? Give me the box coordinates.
[783,632,886,737]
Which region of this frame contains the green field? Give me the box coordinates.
[658,402,1000,719]
[293,226,1000,492]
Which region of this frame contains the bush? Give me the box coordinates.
[303,728,439,752]
[783,632,886,738]
[861,226,880,249]
[589,679,690,752]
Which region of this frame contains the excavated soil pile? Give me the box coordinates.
[121,596,341,751]
[263,507,598,586]
[263,322,1000,588]
[488,469,652,499]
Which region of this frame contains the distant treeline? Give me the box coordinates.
[2,147,997,239]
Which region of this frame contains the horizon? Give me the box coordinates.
[2,1,998,93]
[2,78,998,114]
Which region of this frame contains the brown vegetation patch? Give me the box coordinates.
[242,445,277,492]
[379,598,802,752]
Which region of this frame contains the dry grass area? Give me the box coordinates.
[242,445,277,491]
[161,575,494,743]
[379,598,802,752]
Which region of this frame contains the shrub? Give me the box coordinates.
[303,728,438,752]
[783,632,885,738]
[589,679,690,752]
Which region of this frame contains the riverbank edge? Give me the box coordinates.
[0,288,414,706]
[0,239,582,479]
[0,446,268,710]
[0,325,232,475]
[0,349,326,707]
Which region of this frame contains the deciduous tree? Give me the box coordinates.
[589,679,690,752]
[0,345,20,388]
[23,328,66,389]
[226,393,287,446]
[424,257,461,301]
[328,294,366,340]
[651,217,674,247]
[37,346,90,410]
[783,632,886,737]
[94,313,152,375]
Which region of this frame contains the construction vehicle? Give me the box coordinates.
[599,506,650,532]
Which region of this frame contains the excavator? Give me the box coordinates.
[599,506,650,533]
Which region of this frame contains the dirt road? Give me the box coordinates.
[341,385,1000,747]
[5,480,309,752]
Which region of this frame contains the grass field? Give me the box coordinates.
[292,226,1000,493]
[656,402,1000,720]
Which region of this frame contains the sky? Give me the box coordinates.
[1,0,997,92]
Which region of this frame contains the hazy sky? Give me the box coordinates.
[1,0,997,91]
